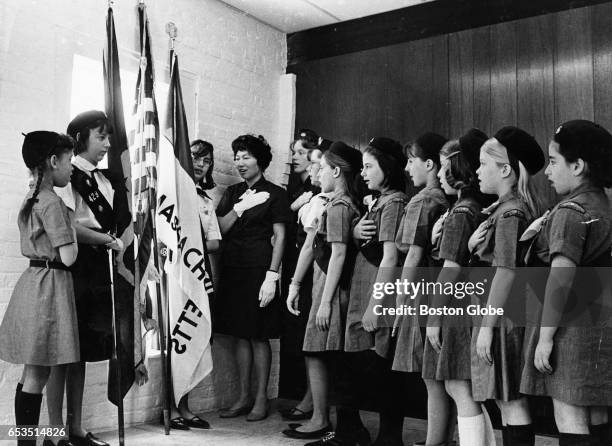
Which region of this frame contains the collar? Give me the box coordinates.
[483,189,519,215]
[246,175,267,190]
[196,185,211,200]
[72,155,98,173]
[564,183,602,201]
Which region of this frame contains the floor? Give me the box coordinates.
[88,399,558,446]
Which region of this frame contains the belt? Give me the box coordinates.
[29,259,70,271]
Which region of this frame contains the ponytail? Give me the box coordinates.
[516,162,547,218]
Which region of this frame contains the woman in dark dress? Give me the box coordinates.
[280,130,321,421]
[215,134,291,421]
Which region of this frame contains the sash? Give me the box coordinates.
[71,167,116,233]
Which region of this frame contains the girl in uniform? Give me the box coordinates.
[283,141,364,443]
[392,132,454,446]
[469,126,546,446]
[520,120,612,446]
[423,129,490,446]
[0,131,78,446]
[47,111,123,446]
[216,134,291,421]
[347,137,408,446]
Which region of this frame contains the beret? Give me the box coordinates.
[459,128,488,171]
[554,119,612,157]
[327,141,362,172]
[368,136,407,166]
[414,132,448,160]
[297,128,319,145]
[318,138,333,152]
[22,131,60,169]
[66,110,108,138]
[494,126,545,175]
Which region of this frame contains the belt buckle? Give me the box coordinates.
[45,259,51,269]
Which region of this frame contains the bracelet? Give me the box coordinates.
[291,278,301,286]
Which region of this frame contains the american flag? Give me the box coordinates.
[129,2,158,373]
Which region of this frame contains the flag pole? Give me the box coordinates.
[150,189,171,435]
[108,248,126,446]
[158,22,178,432]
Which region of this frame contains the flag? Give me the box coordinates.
[128,2,157,374]
[103,6,136,405]
[156,51,213,402]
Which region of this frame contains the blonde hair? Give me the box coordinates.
[482,138,545,217]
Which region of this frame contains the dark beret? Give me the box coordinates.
[554,119,612,155]
[297,128,319,145]
[414,132,448,160]
[369,136,407,166]
[318,138,333,152]
[328,141,362,172]
[494,126,545,175]
[66,110,108,138]
[459,128,488,171]
[22,131,60,169]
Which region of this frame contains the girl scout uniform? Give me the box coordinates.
[56,155,116,362]
[302,193,360,353]
[422,195,484,381]
[521,126,612,409]
[392,185,449,373]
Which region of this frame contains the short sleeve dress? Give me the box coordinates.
[422,196,484,381]
[344,190,408,358]
[391,185,449,372]
[520,184,612,406]
[0,189,79,365]
[302,194,361,353]
[214,176,291,340]
[469,189,532,402]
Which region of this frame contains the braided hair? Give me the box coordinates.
[19,134,74,223]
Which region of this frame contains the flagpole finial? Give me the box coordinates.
[166,22,177,49]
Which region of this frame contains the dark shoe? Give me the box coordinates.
[305,431,360,446]
[283,424,333,439]
[288,423,302,430]
[219,403,253,418]
[69,432,109,446]
[158,414,191,430]
[43,439,76,446]
[281,406,314,421]
[183,415,210,429]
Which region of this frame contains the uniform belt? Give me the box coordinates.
[29,259,70,271]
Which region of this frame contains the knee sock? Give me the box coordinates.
[14,382,23,421]
[374,411,404,445]
[336,406,367,440]
[590,423,611,446]
[457,414,487,446]
[16,390,42,446]
[503,424,534,446]
[558,433,597,446]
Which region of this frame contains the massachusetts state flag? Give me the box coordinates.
[156,51,213,402]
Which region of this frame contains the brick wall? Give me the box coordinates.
[0,0,292,432]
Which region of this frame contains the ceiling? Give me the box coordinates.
[219,0,435,33]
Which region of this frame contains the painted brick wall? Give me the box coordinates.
[0,0,291,432]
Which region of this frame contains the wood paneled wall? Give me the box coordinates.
[292,3,612,201]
